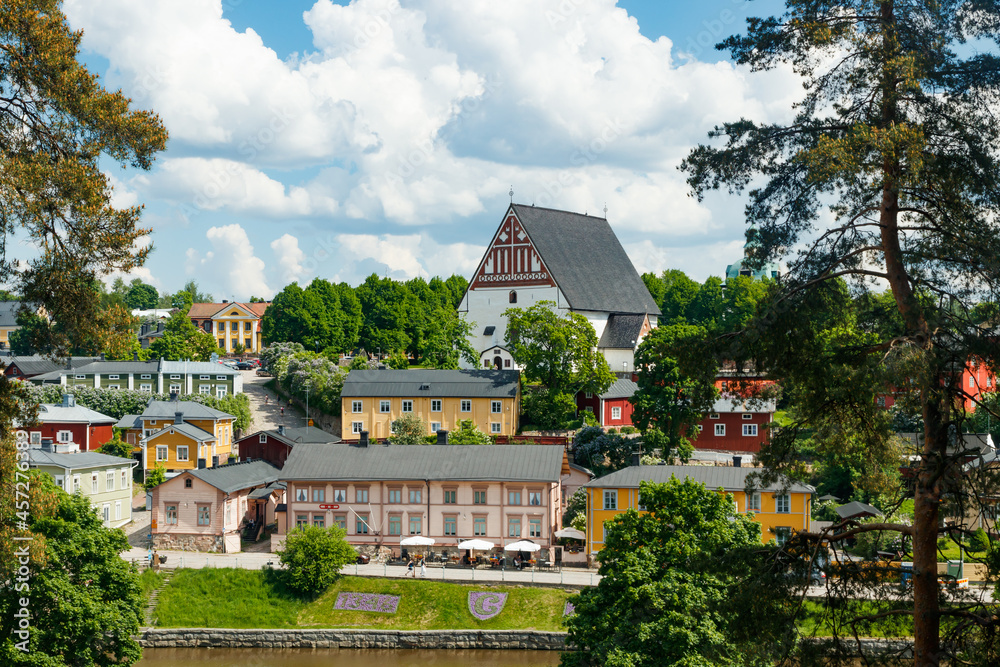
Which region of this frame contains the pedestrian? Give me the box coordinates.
[265,395,269,405]
[420,560,426,578]
[407,558,414,577]
[280,406,284,416]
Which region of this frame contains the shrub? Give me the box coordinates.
[277,526,357,597]
[970,527,990,552]
[143,464,166,492]
[389,413,426,444]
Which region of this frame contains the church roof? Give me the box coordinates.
[510,205,660,315]
[598,313,647,349]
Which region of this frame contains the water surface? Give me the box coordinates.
[139,648,562,667]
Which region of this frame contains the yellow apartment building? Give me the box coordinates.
[187,301,269,354]
[134,400,236,472]
[583,464,814,556]
[340,369,520,441]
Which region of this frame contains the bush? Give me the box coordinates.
[521,387,577,430]
[970,527,990,552]
[448,419,492,445]
[621,426,638,434]
[277,526,357,597]
[143,464,166,492]
[389,413,426,444]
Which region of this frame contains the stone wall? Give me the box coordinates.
[152,533,224,553]
[139,628,567,651]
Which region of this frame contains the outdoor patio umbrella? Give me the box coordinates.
[400,535,435,560]
[554,528,586,540]
[504,540,541,552]
[457,539,494,564]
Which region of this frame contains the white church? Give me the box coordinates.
[458,204,661,373]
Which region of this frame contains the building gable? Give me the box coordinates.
[468,208,557,290]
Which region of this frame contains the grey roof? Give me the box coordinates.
[0,301,31,327]
[898,432,994,454]
[248,481,286,500]
[186,460,281,494]
[28,369,68,383]
[28,448,135,470]
[242,426,340,446]
[835,501,884,520]
[281,443,566,483]
[5,355,99,377]
[711,395,778,414]
[117,414,142,430]
[36,403,116,425]
[341,369,520,399]
[141,400,234,421]
[509,205,660,315]
[72,360,162,375]
[598,314,647,349]
[161,360,239,375]
[600,377,638,400]
[148,421,216,443]
[583,465,816,493]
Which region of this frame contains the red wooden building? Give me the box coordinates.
[237,425,339,469]
[576,377,638,428]
[690,396,776,453]
[28,395,116,452]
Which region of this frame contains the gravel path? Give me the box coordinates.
[240,370,307,432]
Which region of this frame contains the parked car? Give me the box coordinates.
[256,368,272,377]
[356,554,371,565]
[236,361,254,370]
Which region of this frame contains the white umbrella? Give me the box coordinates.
[457,539,494,550]
[400,536,436,546]
[505,540,541,552]
[554,528,586,540]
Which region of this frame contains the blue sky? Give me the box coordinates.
[62,0,796,301]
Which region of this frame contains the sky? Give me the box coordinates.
[59,0,796,302]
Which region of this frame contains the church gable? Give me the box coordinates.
[469,210,556,290]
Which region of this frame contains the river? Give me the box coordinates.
[138,648,562,666]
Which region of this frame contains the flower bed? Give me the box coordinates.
[563,601,575,616]
[468,591,508,620]
[333,592,400,614]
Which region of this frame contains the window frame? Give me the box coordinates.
[401,400,413,413]
[743,424,759,436]
[352,400,363,413]
[775,494,791,514]
[176,445,189,461]
[431,399,442,412]
[603,489,618,510]
[379,400,390,413]
[714,424,726,436]
[460,399,471,412]
[155,445,168,462]
[165,504,178,525]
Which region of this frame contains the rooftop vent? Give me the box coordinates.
[419,384,431,390]
[61,394,75,408]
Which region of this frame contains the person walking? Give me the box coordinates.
[265,395,269,405]
[420,560,426,578]
[280,406,284,417]
[407,558,414,577]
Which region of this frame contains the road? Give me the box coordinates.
[239,370,309,433]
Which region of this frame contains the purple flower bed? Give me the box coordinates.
[468,591,508,620]
[563,601,575,616]
[333,592,400,614]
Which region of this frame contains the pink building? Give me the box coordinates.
[274,442,570,558]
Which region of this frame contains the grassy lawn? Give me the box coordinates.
[138,568,167,604]
[152,569,573,631]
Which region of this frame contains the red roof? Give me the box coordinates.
[188,302,269,320]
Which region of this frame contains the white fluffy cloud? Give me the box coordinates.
[185,224,272,298]
[270,233,308,285]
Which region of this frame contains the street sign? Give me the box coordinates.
[319,504,340,510]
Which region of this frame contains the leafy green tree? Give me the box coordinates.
[1,473,144,667]
[147,310,219,361]
[447,419,493,445]
[970,528,990,553]
[9,309,49,355]
[123,281,158,310]
[520,386,579,430]
[356,274,411,354]
[277,525,357,598]
[389,413,426,444]
[143,463,166,492]
[422,312,477,369]
[261,283,325,349]
[562,488,587,527]
[571,426,634,478]
[680,1,1000,661]
[563,477,793,667]
[97,429,132,458]
[659,269,701,323]
[386,349,409,369]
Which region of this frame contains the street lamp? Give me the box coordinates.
[306,386,310,426]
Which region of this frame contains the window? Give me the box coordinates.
[352,401,363,413]
[970,376,975,388]
[746,492,761,512]
[156,445,168,462]
[332,488,347,503]
[312,488,325,503]
[296,487,307,502]
[776,494,791,513]
[177,446,189,461]
[296,514,308,529]
[75,374,86,379]
[352,421,364,434]
[356,488,369,503]
[444,516,457,535]
[170,374,181,380]
[743,424,758,436]
[611,406,621,420]
[388,515,402,535]
[443,490,457,504]
[334,515,347,530]
[107,384,120,390]
[491,400,502,413]
[714,424,726,436]
[198,505,211,525]
[141,374,151,380]
[91,473,99,493]
[474,516,487,536]
[529,518,541,538]
[232,338,239,349]
[108,374,119,380]
[431,422,441,432]
[409,488,422,503]
[710,413,720,419]
[200,375,210,380]
[216,387,227,399]
[165,505,177,524]
[775,527,791,546]
[637,493,647,511]
[491,422,501,434]
[504,359,511,368]
[474,490,487,504]
[508,491,521,505]
[529,491,542,506]
[585,392,592,399]
[743,413,753,420]
[388,489,402,504]
[379,400,390,413]
[509,290,517,303]
[73,475,80,492]
[245,322,252,331]
[140,384,152,393]
[200,385,211,395]
[169,384,181,394]
[431,399,441,412]
[697,425,703,432]
[106,471,115,491]
[57,431,71,443]
[245,338,252,349]
[409,516,422,534]
[216,375,226,381]
[508,517,521,537]
[461,400,471,412]
[483,360,490,368]
[401,400,413,413]
[122,469,128,489]
[185,478,192,488]
[603,490,618,510]
[115,500,121,521]
[313,514,325,528]
[29,432,41,445]
[356,514,369,534]
[218,339,225,349]
[259,434,267,443]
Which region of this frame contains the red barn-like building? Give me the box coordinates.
[691,396,776,454]
[28,395,116,452]
[237,425,340,469]
[576,378,638,428]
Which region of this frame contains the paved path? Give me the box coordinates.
[240,370,307,433]
[122,546,602,587]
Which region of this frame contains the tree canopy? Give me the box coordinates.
[681,1,1000,662]
[277,525,357,598]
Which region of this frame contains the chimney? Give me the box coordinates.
[359,430,369,447]
[174,411,183,425]
[212,455,220,468]
[170,391,179,402]
[436,429,449,445]
[277,424,285,436]
[733,455,742,468]
[99,352,105,361]
[140,323,149,336]
[62,394,75,408]
[630,452,641,467]
[198,458,207,469]
[222,299,229,303]
[157,322,165,333]
[41,437,54,452]
[133,351,139,361]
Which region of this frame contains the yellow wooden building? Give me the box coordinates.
[582,464,814,556]
[187,301,269,354]
[340,369,520,441]
[131,400,236,472]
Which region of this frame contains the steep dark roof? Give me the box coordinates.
[835,501,884,520]
[117,414,142,430]
[186,460,281,494]
[6,355,99,377]
[341,369,519,399]
[510,205,660,315]
[281,443,566,483]
[239,426,340,446]
[71,360,162,375]
[583,465,815,493]
[598,314,647,349]
[600,377,638,400]
[148,422,216,443]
